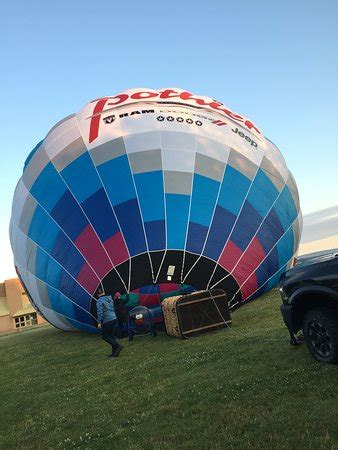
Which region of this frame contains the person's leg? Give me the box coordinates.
[108,320,118,353]
[102,322,115,346]
[109,320,124,357]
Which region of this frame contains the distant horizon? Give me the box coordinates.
[298,205,338,255]
[301,205,338,243]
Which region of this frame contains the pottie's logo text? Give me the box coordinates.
[87,89,262,143]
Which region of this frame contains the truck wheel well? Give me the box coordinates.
[292,293,338,332]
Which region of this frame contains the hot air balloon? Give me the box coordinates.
[9,88,302,332]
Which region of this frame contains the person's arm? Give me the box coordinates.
[120,297,128,305]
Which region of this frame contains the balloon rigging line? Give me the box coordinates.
[24,128,129,292]
[74,117,134,286]
[243,219,300,302]
[235,211,301,293]
[182,146,231,283]
[222,212,299,303]
[12,220,100,302]
[21,178,128,294]
[154,118,168,284]
[127,258,132,292]
[47,141,127,287]
[20,177,107,289]
[15,261,98,323]
[122,135,155,283]
[38,302,98,331]
[227,176,289,278]
[206,158,263,289]
[216,175,289,287]
[230,252,296,309]
[212,212,301,296]
[154,249,167,285]
[75,115,132,281]
[180,135,198,283]
[205,151,296,291]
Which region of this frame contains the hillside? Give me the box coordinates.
[0,289,337,449]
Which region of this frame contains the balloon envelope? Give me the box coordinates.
[10,88,302,331]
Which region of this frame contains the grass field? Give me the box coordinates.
[1,289,337,449]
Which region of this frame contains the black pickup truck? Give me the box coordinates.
[279,251,338,364]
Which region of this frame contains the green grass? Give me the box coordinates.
[0,289,337,450]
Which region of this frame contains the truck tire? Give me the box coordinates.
[303,308,338,364]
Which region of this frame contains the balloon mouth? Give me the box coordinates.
[91,250,241,307]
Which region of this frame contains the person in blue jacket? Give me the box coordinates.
[96,290,123,358]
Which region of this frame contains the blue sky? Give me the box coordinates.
[1,0,337,279]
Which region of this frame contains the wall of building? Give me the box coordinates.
[0,278,47,333]
[5,279,24,317]
[0,315,13,333]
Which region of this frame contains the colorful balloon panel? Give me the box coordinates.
[10,88,302,331]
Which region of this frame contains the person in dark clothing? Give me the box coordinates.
[96,291,123,358]
[113,292,128,336]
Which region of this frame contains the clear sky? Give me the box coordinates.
[1,0,337,280]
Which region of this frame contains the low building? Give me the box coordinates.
[0,278,46,333]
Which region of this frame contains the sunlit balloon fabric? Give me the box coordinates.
[9,88,302,331]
